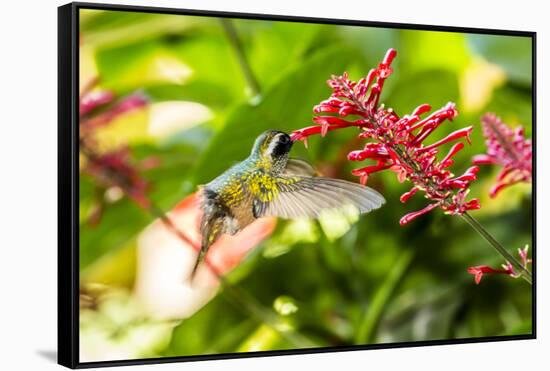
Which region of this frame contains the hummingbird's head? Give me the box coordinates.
[251,130,293,169]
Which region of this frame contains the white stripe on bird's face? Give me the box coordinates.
[265,132,292,159]
[266,133,282,157]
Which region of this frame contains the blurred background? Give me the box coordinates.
[78,8,533,362]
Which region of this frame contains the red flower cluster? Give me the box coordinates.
[80,79,155,219]
[80,85,149,132]
[291,49,480,225]
[472,113,532,197]
[84,147,152,209]
[467,245,531,284]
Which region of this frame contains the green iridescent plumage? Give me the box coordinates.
[191,130,385,277]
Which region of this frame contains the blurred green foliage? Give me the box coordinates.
[79,9,533,359]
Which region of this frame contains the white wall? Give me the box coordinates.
[0,0,546,370]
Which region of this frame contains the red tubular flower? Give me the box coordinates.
[518,245,532,266]
[472,113,532,197]
[79,79,154,220]
[467,265,514,285]
[291,48,480,225]
[81,92,148,131]
[399,203,439,226]
[84,147,151,209]
[80,90,115,116]
[467,245,531,284]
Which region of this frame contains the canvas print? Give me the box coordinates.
[76,7,534,364]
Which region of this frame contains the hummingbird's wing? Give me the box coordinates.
[252,175,385,219]
[283,158,317,176]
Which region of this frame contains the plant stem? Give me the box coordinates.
[220,19,262,99]
[460,212,532,284]
[355,249,414,344]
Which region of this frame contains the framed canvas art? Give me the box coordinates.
[58,2,536,368]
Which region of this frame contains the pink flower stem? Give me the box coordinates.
[83,141,313,345]
[150,204,314,347]
[460,212,532,284]
[335,77,532,285]
[484,115,521,164]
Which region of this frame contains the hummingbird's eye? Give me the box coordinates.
[279,135,290,144]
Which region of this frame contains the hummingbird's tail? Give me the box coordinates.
[190,214,224,280]
[190,246,207,278]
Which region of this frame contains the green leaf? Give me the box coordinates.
[93,29,255,116]
[482,84,533,135]
[80,9,202,49]
[355,249,414,344]
[501,318,532,336]
[399,30,470,74]
[81,242,137,288]
[95,41,193,92]
[235,20,327,88]
[468,34,532,86]
[193,46,359,184]
[337,26,399,68]
[79,181,150,270]
[386,69,460,121]
[79,143,198,269]
[166,296,250,356]
[237,324,282,352]
[378,285,463,342]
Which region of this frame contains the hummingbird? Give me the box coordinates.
[191,130,385,276]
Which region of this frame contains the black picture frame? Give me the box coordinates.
[58,2,537,368]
